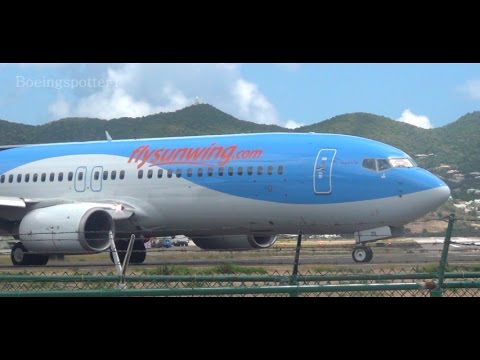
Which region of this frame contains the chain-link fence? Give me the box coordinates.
[0,267,479,296]
[0,214,477,296]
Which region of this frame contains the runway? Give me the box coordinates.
[0,237,479,269]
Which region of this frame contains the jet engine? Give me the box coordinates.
[190,235,277,250]
[19,203,114,254]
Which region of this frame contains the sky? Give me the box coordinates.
[1,63,480,129]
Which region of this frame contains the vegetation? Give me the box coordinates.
[416,263,480,273]
[141,263,268,275]
[434,112,480,173]
[142,265,195,276]
[297,112,443,157]
[0,104,287,145]
[199,263,268,275]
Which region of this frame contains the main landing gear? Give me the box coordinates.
[11,242,49,266]
[352,245,373,263]
[109,238,146,264]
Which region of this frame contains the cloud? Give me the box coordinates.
[48,96,71,119]
[46,64,284,126]
[396,109,432,129]
[284,120,304,129]
[458,79,480,100]
[232,79,279,125]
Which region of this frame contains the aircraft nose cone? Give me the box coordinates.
[423,170,451,210]
[414,170,451,212]
[431,185,451,208]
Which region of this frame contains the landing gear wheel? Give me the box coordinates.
[352,246,373,263]
[11,242,28,266]
[109,239,146,264]
[130,241,146,264]
[32,255,50,266]
[10,243,48,266]
[110,239,128,264]
[365,247,373,262]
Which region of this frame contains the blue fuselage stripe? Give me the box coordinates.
[0,133,446,204]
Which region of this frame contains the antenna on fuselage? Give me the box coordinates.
[105,131,113,142]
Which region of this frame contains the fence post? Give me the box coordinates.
[431,213,455,297]
[290,231,303,297]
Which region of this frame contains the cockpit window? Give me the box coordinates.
[388,158,415,168]
[377,159,391,171]
[363,158,415,172]
[362,159,377,171]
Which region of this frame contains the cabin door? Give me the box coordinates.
[74,166,87,192]
[313,149,336,194]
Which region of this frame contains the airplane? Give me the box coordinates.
[0,132,450,266]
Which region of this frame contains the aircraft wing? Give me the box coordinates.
[92,200,137,221]
[0,197,136,220]
[0,196,30,208]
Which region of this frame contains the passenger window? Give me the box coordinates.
[362,159,377,171]
[58,173,63,182]
[147,170,153,179]
[120,170,125,180]
[0,175,4,183]
[103,171,108,180]
[77,172,83,181]
[207,167,213,176]
[228,167,234,176]
[187,168,193,177]
[111,171,117,180]
[41,173,46,182]
[25,174,30,183]
[278,165,284,175]
[377,159,391,171]
[267,166,273,175]
[197,168,203,177]
[138,170,143,179]
[218,167,224,176]
[50,173,55,182]
[94,171,100,181]
[17,174,22,183]
[257,166,263,175]
[68,172,73,181]
[167,169,173,178]
[33,174,38,182]
[247,166,253,175]
[8,174,13,183]
[176,169,182,178]
[157,169,163,178]
[238,167,243,176]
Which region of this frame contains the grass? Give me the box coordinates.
[199,263,268,275]
[140,263,268,275]
[142,265,195,276]
[414,263,480,273]
[313,265,369,274]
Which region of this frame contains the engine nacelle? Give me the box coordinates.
[19,203,115,253]
[190,235,277,250]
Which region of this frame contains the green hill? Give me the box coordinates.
[433,111,480,174]
[5,104,287,144]
[0,119,35,145]
[295,112,445,157]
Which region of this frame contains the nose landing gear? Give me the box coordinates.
[352,245,373,263]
